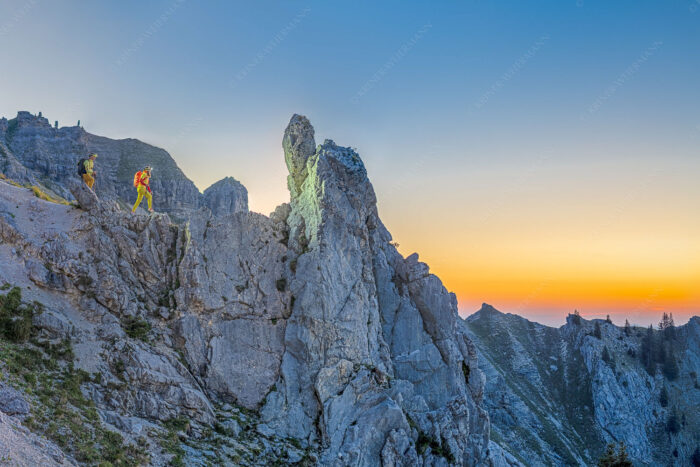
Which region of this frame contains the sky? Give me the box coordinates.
[1,0,698,327]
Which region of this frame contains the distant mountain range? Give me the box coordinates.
[464,304,699,466]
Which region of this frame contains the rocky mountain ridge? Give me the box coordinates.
[464,304,699,466]
[0,111,246,219]
[0,113,512,466]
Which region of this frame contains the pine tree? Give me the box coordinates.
[640,325,655,375]
[594,321,602,339]
[615,443,633,467]
[664,312,676,341]
[666,409,680,434]
[659,385,668,407]
[659,312,676,340]
[598,442,633,467]
[598,444,616,466]
[663,350,679,380]
[571,309,582,325]
[602,346,614,367]
[691,446,700,467]
[624,319,631,336]
[659,312,668,330]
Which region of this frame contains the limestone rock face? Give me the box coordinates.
[259,115,494,465]
[202,176,248,215]
[282,113,316,197]
[0,384,30,416]
[464,305,700,466]
[0,113,499,466]
[1,111,213,218]
[70,180,99,211]
[0,411,73,466]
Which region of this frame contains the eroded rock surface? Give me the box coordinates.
[465,305,700,466]
[0,113,502,466]
[0,111,243,219]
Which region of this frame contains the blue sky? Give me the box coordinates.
[1,0,698,325]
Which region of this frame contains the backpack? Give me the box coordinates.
[77,158,87,176]
[133,171,142,187]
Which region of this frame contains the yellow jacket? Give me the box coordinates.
[84,159,94,175]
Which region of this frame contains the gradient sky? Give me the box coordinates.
[1,1,698,326]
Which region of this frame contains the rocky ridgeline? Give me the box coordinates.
[464,304,700,466]
[0,111,247,219]
[0,114,514,465]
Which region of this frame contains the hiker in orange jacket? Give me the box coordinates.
[131,166,153,213]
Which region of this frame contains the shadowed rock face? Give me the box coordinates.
[0,113,506,466]
[464,305,700,466]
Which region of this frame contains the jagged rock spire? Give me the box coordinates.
[283,114,316,197]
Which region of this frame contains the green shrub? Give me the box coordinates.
[659,386,669,407]
[0,336,147,466]
[121,315,151,341]
[0,287,37,342]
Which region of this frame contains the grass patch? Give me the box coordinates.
[0,288,147,466]
[28,185,71,205]
[160,416,189,466]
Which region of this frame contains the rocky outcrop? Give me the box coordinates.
[202,176,248,215]
[260,115,493,465]
[464,304,700,466]
[0,111,242,219]
[0,411,73,467]
[0,113,499,466]
[0,384,30,416]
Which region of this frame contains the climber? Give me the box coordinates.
[131,166,154,213]
[79,153,98,190]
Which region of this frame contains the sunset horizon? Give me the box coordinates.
[5,1,696,330]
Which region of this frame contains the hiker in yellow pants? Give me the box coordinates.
[82,153,97,189]
[132,166,154,213]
